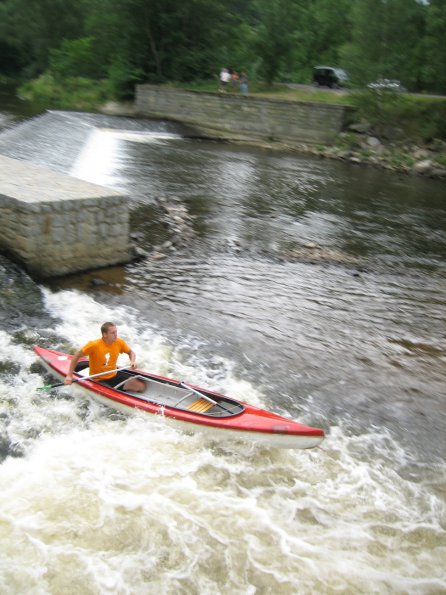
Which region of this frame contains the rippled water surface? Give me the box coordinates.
[0,105,445,593]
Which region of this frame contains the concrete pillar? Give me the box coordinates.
[0,155,130,278]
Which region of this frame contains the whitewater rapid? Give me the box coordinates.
[0,289,444,594]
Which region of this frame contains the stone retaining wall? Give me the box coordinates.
[0,155,130,279]
[135,85,351,145]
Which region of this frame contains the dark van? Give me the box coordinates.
[313,66,348,88]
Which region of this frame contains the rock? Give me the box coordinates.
[430,166,446,178]
[131,246,149,260]
[348,120,372,134]
[100,101,136,116]
[412,148,430,160]
[381,126,405,141]
[413,159,433,174]
[89,278,108,287]
[366,136,382,148]
[427,138,446,152]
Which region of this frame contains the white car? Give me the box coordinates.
[368,79,407,92]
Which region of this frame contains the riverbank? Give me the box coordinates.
[288,135,446,180]
[101,99,446,180]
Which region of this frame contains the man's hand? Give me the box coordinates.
[65,350,83,385]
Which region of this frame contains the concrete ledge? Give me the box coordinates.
[0,155,130,278]
[135,85,352,145]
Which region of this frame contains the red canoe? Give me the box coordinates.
[34,347,325,449]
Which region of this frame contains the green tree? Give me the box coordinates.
[287,0,351,82]
[79,0,248,93]
[254,0,301,85]
[423,0,446,93]
[3,0,443,98]
[342,0,424,89]
[0,0,85,77]
[48,37,100,79]
[304,0,351,66]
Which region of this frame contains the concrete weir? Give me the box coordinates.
[0,155,130,279]
[135,85,351,146]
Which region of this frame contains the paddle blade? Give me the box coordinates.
[37,382,65,391]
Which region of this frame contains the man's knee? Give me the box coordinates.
[123,378,147,393]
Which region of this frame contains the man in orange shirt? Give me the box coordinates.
[64,322,137,388]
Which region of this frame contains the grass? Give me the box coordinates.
[163,79,355,105]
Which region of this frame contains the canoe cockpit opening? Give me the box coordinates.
[74,363,244,417]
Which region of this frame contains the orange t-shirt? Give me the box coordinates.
[81,337,131,379]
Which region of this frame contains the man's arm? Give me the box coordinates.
[128,349,136,369]
[64,350,84,384]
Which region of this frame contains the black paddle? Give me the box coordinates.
[38,366,130,391]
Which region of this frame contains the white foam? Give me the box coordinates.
[69,127,182,187]
[0,288,444,593]
[99,128,182,143]
[0,418,444,593]
[70,128,119,186]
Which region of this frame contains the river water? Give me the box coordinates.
[0,95,445,593]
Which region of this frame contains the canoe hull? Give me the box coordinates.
[34,347,325,449]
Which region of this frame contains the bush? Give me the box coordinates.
[19,73,111,110]
[19,73,59,104]
[351,89,446,141]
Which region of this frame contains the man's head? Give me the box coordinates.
[101,322,117,343]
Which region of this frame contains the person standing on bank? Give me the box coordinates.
[239,72,249,94]
[64,322,136,388]
[219,67,231,92]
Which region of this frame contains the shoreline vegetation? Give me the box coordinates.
[16,75,446,180]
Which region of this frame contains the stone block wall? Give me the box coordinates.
[135,85,351,145]
[0,155,130,278]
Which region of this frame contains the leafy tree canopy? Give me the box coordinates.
[0,0,444,94]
